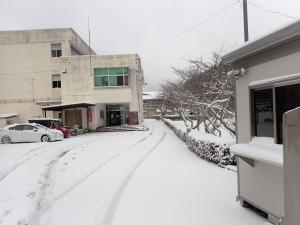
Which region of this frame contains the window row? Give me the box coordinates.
[94,67,129,87]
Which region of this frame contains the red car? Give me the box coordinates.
[28,118,71,138]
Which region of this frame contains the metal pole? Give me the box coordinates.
[243,0,249,42]
[88,15,92,76]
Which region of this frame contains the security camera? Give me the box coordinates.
[227,68,247,79]
[227,69,240,77]
[61,69,67,74]
[240,68,247,76]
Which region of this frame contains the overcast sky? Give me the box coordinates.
[1,0,299,91]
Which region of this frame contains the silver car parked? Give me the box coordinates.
[0,123,64,144]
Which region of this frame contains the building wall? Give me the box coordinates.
[0,28,94,123]
[235,38,300,143]
[88,104,106,130]
[60,54,144,123]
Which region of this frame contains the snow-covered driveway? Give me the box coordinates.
[0,120,268,225]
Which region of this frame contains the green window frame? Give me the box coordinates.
[94,67,129,87]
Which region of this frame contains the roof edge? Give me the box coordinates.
[223,18,300,64]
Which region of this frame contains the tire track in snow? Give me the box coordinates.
[39,128,156,215]
[25,122,158,225]
[99,131,166,225]
[23,136,101,225]
[49,122,158,205]
[0,136,98,182]
[0,142,64,182]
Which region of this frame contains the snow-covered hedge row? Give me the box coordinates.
[163,119,236,166]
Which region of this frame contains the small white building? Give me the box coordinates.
[223,19,300,224]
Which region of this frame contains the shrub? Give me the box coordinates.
[163,119,236,166]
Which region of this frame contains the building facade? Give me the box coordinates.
[0,28,143,129]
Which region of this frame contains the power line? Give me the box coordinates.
[141,0,240,56]
[248,1,296,19]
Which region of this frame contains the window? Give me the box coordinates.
[275,83,300,144]
[94,67,129,87]
[23,125,35,130]
[252,83,300,144]
[253,89,274,138]
[13,125,24,131]
[52,74,61,88]
[51,43,62,57]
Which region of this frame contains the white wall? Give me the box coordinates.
[236,41,300,143]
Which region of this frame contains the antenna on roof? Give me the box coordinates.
[88,14,92,76]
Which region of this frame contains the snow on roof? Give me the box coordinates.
[223,18,300,64]
[42,102,95,110]
[249,73,300,88]
[143,91,161,100]
[230,137,283,167]
[0,113,18,119]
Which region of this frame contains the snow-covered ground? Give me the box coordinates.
[0,120,268,225]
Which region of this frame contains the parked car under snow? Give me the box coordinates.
[0,123,64,144]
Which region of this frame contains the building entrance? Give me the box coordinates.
[108,111,121,126]
[106,104,129,126]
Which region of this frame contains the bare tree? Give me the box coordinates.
[161,52,236,136]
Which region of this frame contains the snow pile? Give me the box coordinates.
[163,119,236,166]
[231,137,283,167]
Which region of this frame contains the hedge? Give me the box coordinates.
[163,119,236,166]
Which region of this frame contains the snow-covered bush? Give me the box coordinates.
[163,118,236,166]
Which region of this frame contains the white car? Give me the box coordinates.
[0,123,64,144]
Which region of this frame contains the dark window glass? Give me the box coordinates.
[253,89,274,138]
[117,76,124,86]
[14,125,24,131]
[52,74,61,88]
[24,125,34,130]
[51,43,62,57]
[275,83,300,144]
[52,81,61,88]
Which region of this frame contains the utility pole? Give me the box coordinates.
[88,15,92,76]
[243,0,249,42]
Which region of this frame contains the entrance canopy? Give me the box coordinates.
[41,102,95,111]
[0,113,18,119]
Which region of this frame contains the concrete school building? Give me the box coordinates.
[224,19,300,225]
[0,28,144,130]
